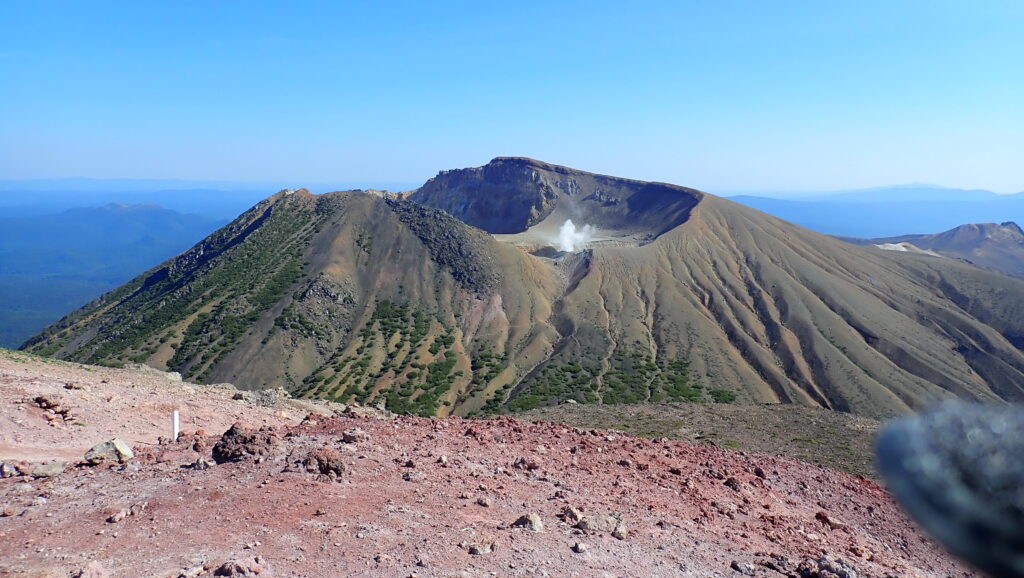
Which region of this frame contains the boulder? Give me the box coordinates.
[85,438,135,465]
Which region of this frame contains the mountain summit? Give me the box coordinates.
[24,159,1024,418]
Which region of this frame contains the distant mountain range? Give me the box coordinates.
[729,185,1024,237]
[23,159,1024,420]
[0,204,225,348]
[0,179,419,219]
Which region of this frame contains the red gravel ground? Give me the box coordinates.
[0,353,974,577]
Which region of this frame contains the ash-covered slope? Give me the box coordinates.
[534,196,1024,418]
[845,221,1024,279]
[23,160,1024,419]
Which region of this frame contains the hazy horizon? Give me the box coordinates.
[0,175,1020,199]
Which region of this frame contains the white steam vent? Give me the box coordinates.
[558,219,594,252]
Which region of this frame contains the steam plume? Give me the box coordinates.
[558,219,594,252]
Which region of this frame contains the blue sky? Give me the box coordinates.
[2,1,1022,193]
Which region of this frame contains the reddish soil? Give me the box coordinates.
[0,353,974,577]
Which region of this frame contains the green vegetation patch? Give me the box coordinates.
[501,351,730,414]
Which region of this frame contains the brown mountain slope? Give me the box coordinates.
[529,196,1024,418]
[22,189,562,417]
[22,159,1024,419]
[843,221,1024,279]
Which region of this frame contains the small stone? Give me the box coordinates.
[512,456,539,471]
[476,497,492,507]
[576,513,619,533]
[724,477,742,492]
[730,560,756,575]
[178,565,205,578]
[562,506,584,525]
[1,508,16,517]
[437,455,449,466]
[716,502,739,518]
[796,555,858,578]
[464,541,494,555]
[611,519,628,540]
[572,542,588,553]
[342,428,369,443]
[30,460,67,478]
[85,439,134,465]
[188,458,213,470]
[73,561,111,578]
[815,510,848,531]
[511,512,544,532]
[107,509,129,524]
[753,466,767,478]
[213,559,257,576]
[0,462,17,478]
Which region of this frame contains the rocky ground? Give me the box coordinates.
[518,403,881,478]
[0,351,974,577]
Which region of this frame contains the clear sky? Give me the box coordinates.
[2,1,1022,193]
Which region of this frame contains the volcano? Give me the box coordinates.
[23,158,1024,419]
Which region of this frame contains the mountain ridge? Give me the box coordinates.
[842,221,1024,279]
[22,159,1024,419]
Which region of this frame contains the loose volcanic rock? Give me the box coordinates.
[84,438,135,465]
[212,558,264,576]
[796,555,858,578]
[211,423,281,464]
[341,427,369,443]
[72,561,111,578]
[30,460,67,478]
[0,462,17,478]
[300,447,345,479]
[462,541,495,555]
[511,512,544,532]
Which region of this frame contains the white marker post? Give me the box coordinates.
[173,410,180,441]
